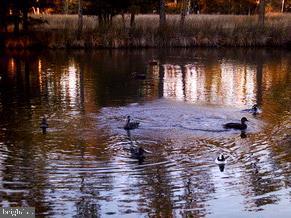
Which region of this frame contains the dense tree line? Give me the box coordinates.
[0,0,290,33]
[0,0,53,33]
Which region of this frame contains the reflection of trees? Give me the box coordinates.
[163,64,184,101]
[135,159,174,217]
[1,132,51,214]
[179,170,213,217]
[146,49,290,109]
[0,55,51,214]
[1,49,290,216]
[75,195,100,218]
[239,157,283,211]
[74,140,101,218]
[0,53,107,216]
[162,61,258,106]
[124,140,215,217]
[256,60,263,107]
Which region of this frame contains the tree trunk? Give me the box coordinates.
[23,6,29,32]
[159,0,166,28]
[130,12,135,28]
[14,15,20,34]
[0,2,8,32]
[281,0,285,13]
[121,12,126,29]
[0,14,7,32]
[258,0,265,26]
[98,14,103,26]
[77,0,83,39]
[65,0,69,14]
[180,0,188,29]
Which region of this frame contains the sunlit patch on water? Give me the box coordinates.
[98,99,264,138]
[96,99,269,180]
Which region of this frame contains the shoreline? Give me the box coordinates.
[1,14,290,49]
[2,32,291,49]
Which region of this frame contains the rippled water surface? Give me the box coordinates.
[0,49,290,217]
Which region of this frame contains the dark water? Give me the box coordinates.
[0,48,290,217]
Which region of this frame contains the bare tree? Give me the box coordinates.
[281,0,285,12]
[159,0,166,27]
[258,0,265,25]
[77,0,83,39]
[180,0,190,29]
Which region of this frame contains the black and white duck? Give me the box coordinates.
[223,117,248,130]
[124,116,140,130]
[215,154,227,172]
[215,154,227,165]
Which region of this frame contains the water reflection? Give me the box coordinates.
[162,59,258,106]
[0,49,290,217]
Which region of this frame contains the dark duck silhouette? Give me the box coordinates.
[40,116,48,134]
[124,116,140,130]
[223,117,248,130]
[130,146,145,161]
[131,72,146,80]
[242,104,258,115]
[240,130,247,138]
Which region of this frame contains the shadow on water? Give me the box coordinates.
[0,48,290,217]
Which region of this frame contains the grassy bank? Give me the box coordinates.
[4,13,291,48]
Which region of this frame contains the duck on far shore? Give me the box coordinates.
[223,117,248,130]
[124,116,140,130]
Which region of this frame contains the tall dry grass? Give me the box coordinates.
[31,13,291,48]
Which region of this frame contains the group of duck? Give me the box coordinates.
[124,104,258,132]
[216,104,259,171]
[122,104,259,166]
[40,104,259,167]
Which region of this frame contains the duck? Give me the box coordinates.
[223,117,248,130]
[215,154,227,165]
[124,116,140,130]
[215,154,227,172]
[131,72,146,80]
[242,104,258,115]
[130,146,145,160]
[40,116,48,134]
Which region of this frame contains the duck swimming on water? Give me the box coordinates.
[215,154,227,165]
[242,104,258,115]
[223,117,248,130]
[215,154,227,172]
[130,146,145,160]
[40,116,48,134]
[124,116,140,130]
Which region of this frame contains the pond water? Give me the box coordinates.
[0,48,290,217]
